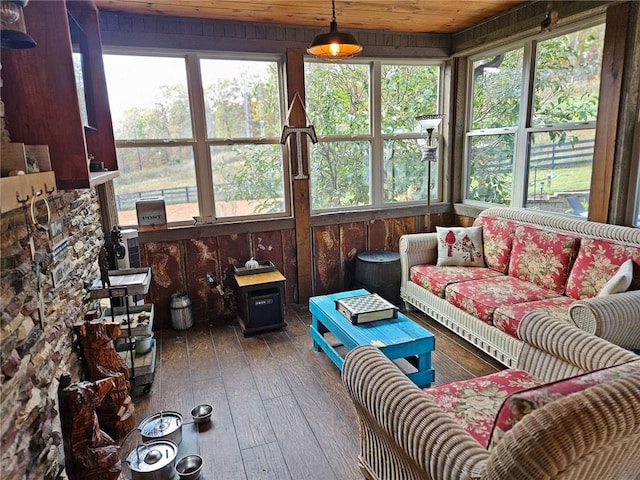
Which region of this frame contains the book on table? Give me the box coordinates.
[335,293,398,325]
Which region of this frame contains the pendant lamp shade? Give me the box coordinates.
[1,0,36,49]
[308,0,362,60]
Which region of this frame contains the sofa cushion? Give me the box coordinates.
[422,369,542,448]
[597,259,634,297]
[472,215,516,273]
[445,276,561,324]
[436,226,485,267]
[489,359,640,448]
[410,264,503,298]
[508,225,579,294]
[493,296,575,339]
[566,238,640,299]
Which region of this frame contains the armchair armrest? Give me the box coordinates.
[342,345,488,480]
[399,233,438,290]
[568,290,640,350]
[516,312,637,381]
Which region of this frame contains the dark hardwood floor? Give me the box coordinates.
[120,305,503,480]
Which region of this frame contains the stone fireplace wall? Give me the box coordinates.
[1,188,103,480]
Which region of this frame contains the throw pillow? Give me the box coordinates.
[597,259,634,297]
[488,359,640,448]
[436,226,485,267]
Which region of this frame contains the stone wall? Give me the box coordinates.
[1,188,103,480]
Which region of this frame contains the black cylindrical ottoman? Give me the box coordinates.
[354,250,401,305]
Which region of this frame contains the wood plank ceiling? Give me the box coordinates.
[92,0,527,34]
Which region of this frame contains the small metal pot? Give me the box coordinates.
[175,454,203,480]
[127,439,178,480]
[190,404,213,425]
[139,411,183,445]
[135,335,154,355]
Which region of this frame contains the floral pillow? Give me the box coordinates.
[472,215,516,273]
[507,225,579,294]
[436,226,485,267]
[565,238,640,299]
[489,359,640,448]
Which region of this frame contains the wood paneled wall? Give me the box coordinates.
[140,212,454,330]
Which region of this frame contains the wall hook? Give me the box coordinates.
[45,184,56,195]
[17,192,30,205]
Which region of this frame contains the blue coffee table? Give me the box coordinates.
[309,289,435,387]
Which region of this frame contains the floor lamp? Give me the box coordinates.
[416,114,444,232]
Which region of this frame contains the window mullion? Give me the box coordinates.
[512,40,535,208]
[186,53,215,218]
[370,61,383,205]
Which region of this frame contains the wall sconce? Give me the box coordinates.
[1,0,36,49]
[416,114,444,232]
[307,0,362,60]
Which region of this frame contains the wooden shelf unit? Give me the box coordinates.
[1,0,118,190]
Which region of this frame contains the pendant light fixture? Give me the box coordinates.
[307,0,362,60]
[1,0,36,49]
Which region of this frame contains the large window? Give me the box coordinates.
[103,53,286,225]
[465,22,605,216]
[305,61,441,211]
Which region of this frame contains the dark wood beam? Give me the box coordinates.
[590,2,632,223]
[286,48,312,303]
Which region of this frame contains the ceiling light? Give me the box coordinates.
[307,0,362,60]
[1,0,36,49]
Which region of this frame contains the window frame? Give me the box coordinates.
[303,57,445,214]
[462,16,606,211]
[103,48,290,227]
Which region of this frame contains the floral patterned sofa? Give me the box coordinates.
[400,207,640,367]
[342,313,640,480]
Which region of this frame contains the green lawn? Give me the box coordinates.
[530,164,591,195]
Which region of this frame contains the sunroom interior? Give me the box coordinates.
[0,0,639,479]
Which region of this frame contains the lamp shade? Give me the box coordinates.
[308,21,362,59]
[1,0,36,49]
[308,1,362,60]
[416,114,444,131]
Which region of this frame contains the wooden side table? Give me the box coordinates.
[234,270,287,336]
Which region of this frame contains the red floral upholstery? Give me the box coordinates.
[565,238,640,299]
[489,359,640,448]
[422,369,541,448]
[410,264,502,298]
[493,296,575,339]
[445,276,561,324]
[508,225,579,294]
[472,215,516,273]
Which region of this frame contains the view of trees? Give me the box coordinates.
[107,24,602,224]
[305,62,440,209]
[467,24,605,208]
[106,56,286,222]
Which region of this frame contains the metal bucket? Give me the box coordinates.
[170,292,193,330]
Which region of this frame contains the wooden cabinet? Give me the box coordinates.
[1,0,118,189]
[235,270,287,336]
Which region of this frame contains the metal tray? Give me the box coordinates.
[233,260,276,276]
[89,268,152,298]
[101,304,154,337]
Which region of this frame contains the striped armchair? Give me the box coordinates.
[341,312,640,480]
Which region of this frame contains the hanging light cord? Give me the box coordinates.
[331,0,336,23]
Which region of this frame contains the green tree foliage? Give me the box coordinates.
[305,62,440,209]
[468,24,605,205]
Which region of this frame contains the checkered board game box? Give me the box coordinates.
[335,293,398,325]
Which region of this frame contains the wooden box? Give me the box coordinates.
[0,143,51,176]
[136,198,167,231]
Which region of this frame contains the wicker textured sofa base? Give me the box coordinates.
[342,313,640,480]
[400,207,640,367]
